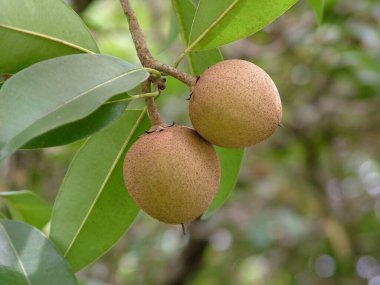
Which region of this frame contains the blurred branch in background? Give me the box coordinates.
[164,221,209,285]
[72,0,95,13]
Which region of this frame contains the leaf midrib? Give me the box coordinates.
[4,68,145,148]
[172,0,196,75]
[0,24,95,54]
[187,0,240,51]
[172,0,191,46]
[62,108,147,256]
[0,223,32,285]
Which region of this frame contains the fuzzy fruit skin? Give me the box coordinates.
[189,59,282,148]
[123,126,220,224]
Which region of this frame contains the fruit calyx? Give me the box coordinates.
[145,121,175,134]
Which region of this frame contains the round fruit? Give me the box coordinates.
[189,59,282,148]
[123,125,220,224]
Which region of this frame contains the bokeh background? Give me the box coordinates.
[1,0,380,284]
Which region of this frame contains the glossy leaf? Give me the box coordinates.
[188,0,299,51]
[172,0,223,75]
[0,0,99,74]
[203,148,245,218]
[172,0,195,46]
[0,220,78,285]
[307,0,325,23]
[0,54,149,161]
[0,190,51,229]
[50,110,150,271]
[187,50,224,76]
[173,0,245,217]
[22,101,129,149]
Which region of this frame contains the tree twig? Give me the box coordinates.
[119,0,155,67]
[119,0,197,87]
[141,81,163,127]
[154,63,196,87]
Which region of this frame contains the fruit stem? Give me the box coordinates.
[104,91,160,105]
[143,68,161,79]
[142,82,163,127]
[119,0,197,87]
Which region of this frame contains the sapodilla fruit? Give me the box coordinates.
[189,59,282,148]
[123,125,220,224]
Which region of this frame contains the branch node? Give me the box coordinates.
[120,0,197,88]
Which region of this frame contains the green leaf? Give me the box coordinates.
[0,0,99,74]
[0,220,78,285]
[22,101,129,149]
[0,54,149,161]
[172,0,223,75]
[307,0,325,23]
[173,0,244,217]
[50,110,149,272]
[0,211,5,219]
[172,0,196,46]
[188,0,299,51]
[0,190,51,229]
[203,148,245,218]
[187,50,224,75]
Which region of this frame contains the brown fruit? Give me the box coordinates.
[189,59,282,148]
[123,126,220,224]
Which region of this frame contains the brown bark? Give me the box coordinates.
[164,221,210,285]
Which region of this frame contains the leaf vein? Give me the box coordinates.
[6,68,145,148]
[0,223,32,285]
[187,0,240,52]
[63,108,147,256]
[0,24,95,54]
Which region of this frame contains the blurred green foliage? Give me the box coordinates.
[1,0,380,284]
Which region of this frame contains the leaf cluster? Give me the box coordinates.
[0,0,317,282]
